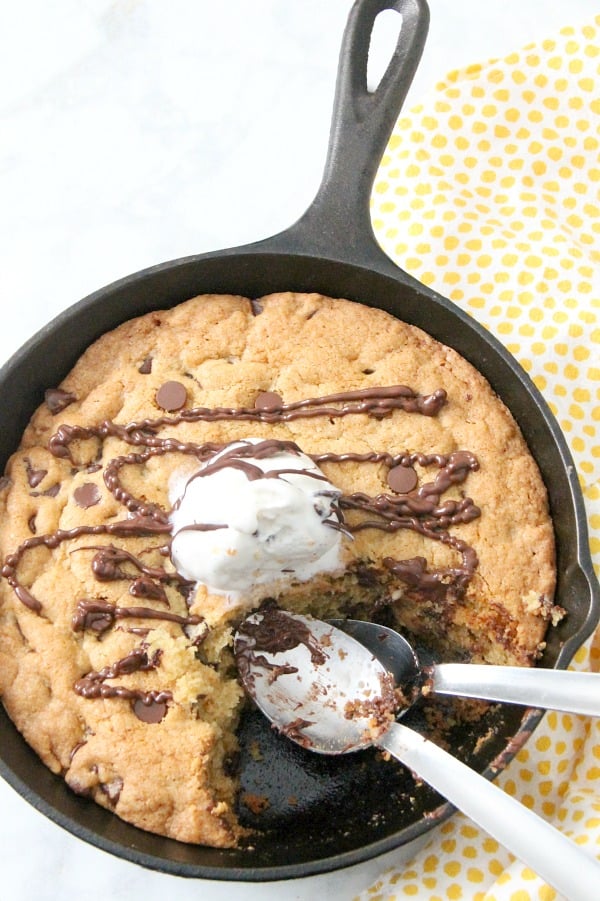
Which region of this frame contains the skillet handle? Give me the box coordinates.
[266,0,429,267]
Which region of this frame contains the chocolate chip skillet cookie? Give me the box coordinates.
[0,292,558,846]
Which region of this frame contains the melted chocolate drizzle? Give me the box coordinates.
[81,544,192,594]
[71,599,202,635]
[46,385,447,462]
[235,601,327,690]
[74,646,172,722]
[44,387,77,414]
[1,382,481,717]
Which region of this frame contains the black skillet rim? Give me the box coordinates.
[0,249,597,881]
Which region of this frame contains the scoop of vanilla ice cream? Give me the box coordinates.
[169,439,344,597]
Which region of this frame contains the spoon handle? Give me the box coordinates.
[432,664,600,715]
[378,722,599,900]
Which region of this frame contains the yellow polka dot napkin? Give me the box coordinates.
[359,13,600,901]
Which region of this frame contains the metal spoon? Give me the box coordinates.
[332,619,600,717]
[234,606,600,901]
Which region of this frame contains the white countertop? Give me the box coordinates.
[0,2,596,899]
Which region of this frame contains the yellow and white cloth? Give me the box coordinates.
[361,12,600,901]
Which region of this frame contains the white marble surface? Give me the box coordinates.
[0,2,596,899]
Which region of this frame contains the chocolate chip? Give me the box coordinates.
[67,779,94,799]
[387,464,418,494]
[69,741,87,762]
[255,391,283,412]
[222,750,241,777]
[87,613,114,635]
[355,564,380,588]
[100,776,123,805]
[249,298,263,316]
[74,482,101,508]
[133,698,168,723]
[24,457,48,488]
[45,388,77,414]
[30,483,60,498]
[129,576,167,603]
[156,380,187,411]
[138,356,153,374]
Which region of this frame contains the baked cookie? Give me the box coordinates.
[0,292,558,847]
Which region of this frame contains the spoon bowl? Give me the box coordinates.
[331,619,421,690]
[234,604,398,754]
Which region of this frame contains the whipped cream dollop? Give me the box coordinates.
[169,439,344,597]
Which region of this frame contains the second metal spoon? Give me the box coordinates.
[332,619,600,716]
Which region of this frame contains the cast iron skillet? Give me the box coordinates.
[0,0,598,882]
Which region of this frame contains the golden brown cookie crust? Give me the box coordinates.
[0,292,556,846]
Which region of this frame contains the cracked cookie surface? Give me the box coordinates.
[0,292,556,846]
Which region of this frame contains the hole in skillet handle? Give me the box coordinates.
[367,8,405,92]
[277,0,431,268]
